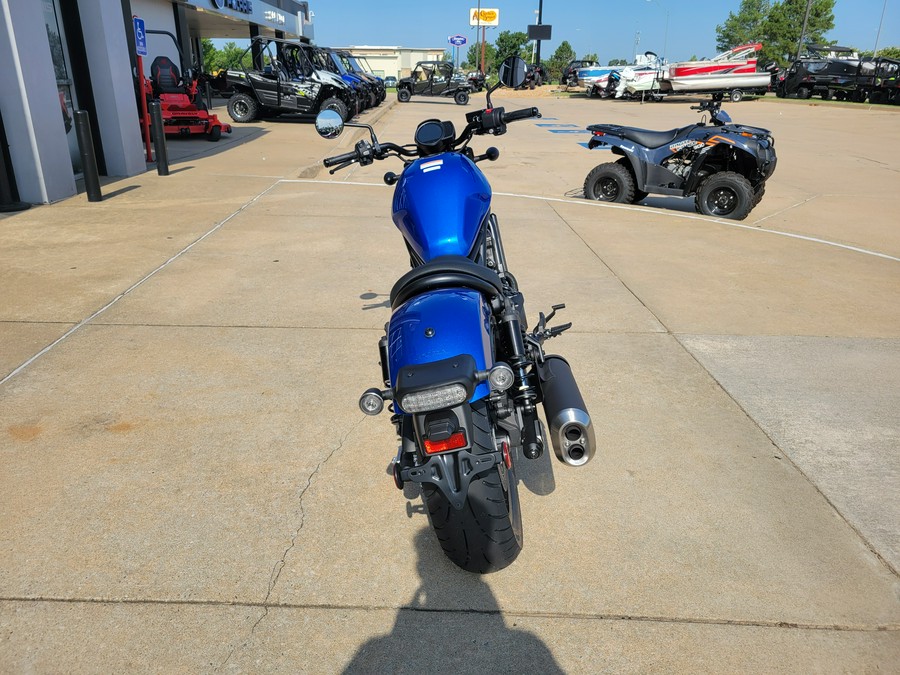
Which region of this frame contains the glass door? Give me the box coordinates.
[42,0,82,175]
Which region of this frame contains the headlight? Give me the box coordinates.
[400,384,468,413]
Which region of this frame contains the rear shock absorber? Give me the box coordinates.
[500,308,542,459]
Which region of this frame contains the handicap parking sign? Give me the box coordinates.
[133,16,147,57]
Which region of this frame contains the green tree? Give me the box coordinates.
[860,46,900,59]
[761,0,835,65]
[495,30,529,60]
[607,58,627,66]
[547,40,577,81]
[200,38,219,71]
[464,40,497,73]
[716,0,770,52]
[217,41,253,70]
[582,53,599,62]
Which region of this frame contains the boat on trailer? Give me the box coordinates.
[660,43,771,96]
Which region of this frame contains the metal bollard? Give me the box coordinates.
[148,102,169,176]
[74,110,102,202]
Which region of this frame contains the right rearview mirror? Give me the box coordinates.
[498,56,527,89]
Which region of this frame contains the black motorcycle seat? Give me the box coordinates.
[589,124,693,149]
[390,255,504,310]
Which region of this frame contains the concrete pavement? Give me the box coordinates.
[1,93,898,672]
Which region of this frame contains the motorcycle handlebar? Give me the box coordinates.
[502,107,540,123]
[323,150,359,168]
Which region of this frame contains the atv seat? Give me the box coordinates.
[589,123,692,149]
[390,256,504,310]
[150,56,184,96]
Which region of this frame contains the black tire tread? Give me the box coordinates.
[584,162,635,203]
[421,402,521,573]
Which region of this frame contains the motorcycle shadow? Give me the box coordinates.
[343,528,565,674]
[360,291,391,310]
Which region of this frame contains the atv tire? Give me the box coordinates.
[584,162,635,203]
[227,92,258,123]
[696,171,755,220]
[397,88,411,103]
[321,97,349,122]
[614,158,647,203]
[454,90,470,106]
[421,403,522,574]
[751,182,766,207]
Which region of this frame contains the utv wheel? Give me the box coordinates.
[206,125,222,142]
[729,89,744,102]
[696,171,754,220]
[320,97,349,122]
[584,162,635,203]
[797,86,812,99]
[397,88,411,102]
[775,84,786,98]
[421,403,522,574]
[227,92,258,123]
[454,90,470,106]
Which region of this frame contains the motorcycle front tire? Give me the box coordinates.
[421,404,522,573]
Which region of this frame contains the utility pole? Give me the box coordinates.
[796,0,813,60]
[535,0,544,66]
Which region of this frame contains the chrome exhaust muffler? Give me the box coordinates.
[536,356,595,467]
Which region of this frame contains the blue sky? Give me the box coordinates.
[309,0,898,62]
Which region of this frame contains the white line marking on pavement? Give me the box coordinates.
[287,180,900,263]
[0,181,283,387]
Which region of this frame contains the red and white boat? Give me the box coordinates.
[660,43,771,94]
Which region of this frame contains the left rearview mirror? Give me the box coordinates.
[315,109,344,139]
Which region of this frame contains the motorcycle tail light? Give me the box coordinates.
[592,130,605,136]
[400,384,468,413]
[424,431,467,454]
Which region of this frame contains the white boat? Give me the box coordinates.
[660,43,770,94]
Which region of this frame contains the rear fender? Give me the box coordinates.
[588,135,651,189]
[388,288,494,409]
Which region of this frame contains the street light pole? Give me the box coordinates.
[535,0,544,66]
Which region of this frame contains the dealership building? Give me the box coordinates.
[0,0,314,205]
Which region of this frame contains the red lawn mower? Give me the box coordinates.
[138,30,230,143]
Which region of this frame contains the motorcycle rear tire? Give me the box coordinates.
[584,162,636,203]
[421,404,522,573]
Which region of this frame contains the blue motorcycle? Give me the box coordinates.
[316,57,595,573]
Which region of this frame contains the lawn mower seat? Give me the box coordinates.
[150,56,184,96]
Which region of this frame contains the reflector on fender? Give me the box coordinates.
[400,383,468,413]
[424,431,467,454]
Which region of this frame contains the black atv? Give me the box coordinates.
[217,37,356,123]
[396,61,471,105]
[583,101,777,220]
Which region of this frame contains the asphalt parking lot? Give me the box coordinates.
[1,91,898,671]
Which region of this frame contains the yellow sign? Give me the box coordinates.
[469,8,499,27]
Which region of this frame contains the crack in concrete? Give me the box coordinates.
[217,416,366,671]
[1,596,896,633]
